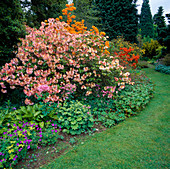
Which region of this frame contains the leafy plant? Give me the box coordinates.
[0,102,60,131]
[50,100,94,135]
[162,53,170,66]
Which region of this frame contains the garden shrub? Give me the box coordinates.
[137,60,149,68]
[109,37,142,69]
[142,39,162,60]
[109,36,144,57]
[155,64,170,74]
[0,3,134,106]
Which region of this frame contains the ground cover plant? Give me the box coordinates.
[155,64,170,74]
[0,3,155,168]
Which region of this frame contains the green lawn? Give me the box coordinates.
[42,68,170,169]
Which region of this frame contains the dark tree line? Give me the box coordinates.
[0,0,169,67]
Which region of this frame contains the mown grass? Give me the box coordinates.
[42,68,170,169]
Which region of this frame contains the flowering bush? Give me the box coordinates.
[0,3,133,105]
[110,36,144,57]
[114,47,140,69]
[109,37,141,69]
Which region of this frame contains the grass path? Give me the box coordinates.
[42,68,170,169]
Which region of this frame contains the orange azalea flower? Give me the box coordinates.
[105,41,109,48]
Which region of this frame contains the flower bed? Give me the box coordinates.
[0,3,154,168]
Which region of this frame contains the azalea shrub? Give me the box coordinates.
[110,36,144,58]
[114,47,140,69]
[0,3,133,105]
[109,37,142,69]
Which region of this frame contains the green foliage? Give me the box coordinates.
[51,100,94,135]
[140,0,154,38]
[21,0,67,28]
[0,88,26,109]
[95,0,138,42]
[0,102,59,131]
[155,64,170,74]
[163,14,170,53]
[137,60,149,68]
[0,0,26,67]
[69,137,77,145]
[142,39,161,59]
[79,73,154,128]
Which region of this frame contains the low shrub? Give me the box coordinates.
[109,36,144,57]
[137,60,149,68]
[162,53,170,66]
[155,64,170,74]
[109,37,142,69]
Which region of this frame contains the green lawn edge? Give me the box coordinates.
[42,68,170,169]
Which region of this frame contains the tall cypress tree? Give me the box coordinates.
[0,0,26,67]
[95,0,138,42]
[140,0,154,38]
[153,6,167,45]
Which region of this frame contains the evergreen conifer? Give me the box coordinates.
[140,0,154,38]
[153,6,167,45]
[95,0,138,42]
[0,0,26,67]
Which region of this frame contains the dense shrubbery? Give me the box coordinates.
[142,38,165,60]
[0,3,154,168]
[110,36,144,57]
